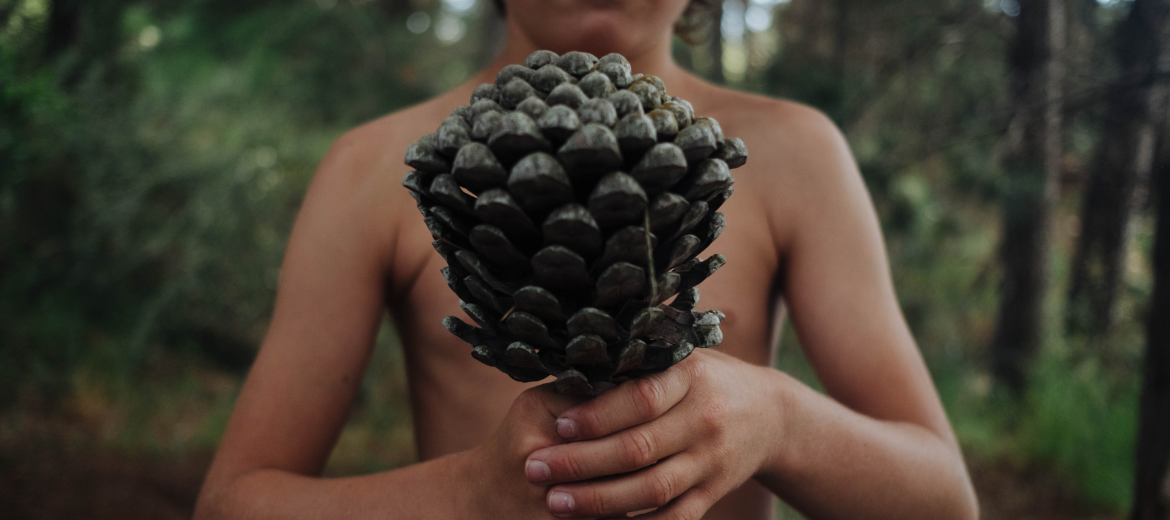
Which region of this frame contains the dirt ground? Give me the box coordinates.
[969,458,1121,520]
[0,440,1122,520]
[0,445,209,520]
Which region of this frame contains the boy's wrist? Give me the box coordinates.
[453,445,493,518]
[756,368,806,481]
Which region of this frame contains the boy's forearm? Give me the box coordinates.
[194,450,477,520]
[755,371,979,520]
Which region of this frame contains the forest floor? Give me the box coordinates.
[968,457,1120,520]
[0,427,1120,520]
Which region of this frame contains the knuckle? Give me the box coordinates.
[701,447,733,483]
[645,469,678,507]
[669,490,711,520]
[679,353,708,382]
[706,445,732,476]
[620,429,658,469]
[577,406,604,437]
[632,376,666,418]
[559,451,587,481]
[697,399,728,432]
[516,386,545,411]
[576,486,609,515]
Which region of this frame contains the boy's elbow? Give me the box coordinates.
[957,485,980,520]
[949,458,980,520]
[193,468,245,520]
[193,480,227,520]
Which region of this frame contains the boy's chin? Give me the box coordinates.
[529,19,657,57]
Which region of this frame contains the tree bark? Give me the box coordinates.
[1067,0,1170,338]
[991,0,1065,394]
[1132,90,1170,520]
[44,0,80,60]
[375,0,414,17]
[833,0,848,84]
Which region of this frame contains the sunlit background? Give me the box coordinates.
[1,0,1164,518]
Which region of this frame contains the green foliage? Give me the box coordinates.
[937,345,1139,513]
[1016,353,1137,510]
[756,0,1015,370]
[0,0,482,403]
[0,0,1156,515]
[752,3,1147,512]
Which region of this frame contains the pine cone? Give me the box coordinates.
[402,50,746,395]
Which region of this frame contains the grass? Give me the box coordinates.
[1013,353,1138,510]
[773,306,1139,518]
[0,316,416,476]
[938,346,1138,514]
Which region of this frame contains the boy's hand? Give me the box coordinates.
[465,383,596,519]
[523,349,786,519]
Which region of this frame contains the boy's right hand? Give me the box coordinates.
[462,383,592,518]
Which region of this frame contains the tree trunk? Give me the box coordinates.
[1073,0,1100,57]
[991,0,1065,394]
[44,0,80,60]
[1132,92,1170,520]
[375,0,419,18]
[833,0,848,86]
[1079,0,1098,33]
[1067,0,1170,338]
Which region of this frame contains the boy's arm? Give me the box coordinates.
[197,384,582,520]
[516,103,979,519]
[193,125,577,519]
[193,126,403,518]
[754,101,979,519]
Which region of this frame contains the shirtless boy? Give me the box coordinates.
[194,0,979,518]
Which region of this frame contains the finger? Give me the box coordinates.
[537,382,594,417]
[555,364,695,441]
[543,454,704,518]
[527,410,694,484]
[597,487,714,520]
[512,383,593,445]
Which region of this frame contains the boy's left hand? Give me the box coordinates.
[523,349,787,519]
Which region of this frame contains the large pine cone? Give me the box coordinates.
[402,50,747,395]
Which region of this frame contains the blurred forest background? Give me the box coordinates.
[2,0,1169,518]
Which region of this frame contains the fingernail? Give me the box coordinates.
[556,418,578,439]
[526,459,551,483]
[549,490,575,514]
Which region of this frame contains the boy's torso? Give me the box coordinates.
[377,77,796,519]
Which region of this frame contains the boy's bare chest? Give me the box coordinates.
[394,169,779,359]
[388,173,782,454]
[375,83,784,441]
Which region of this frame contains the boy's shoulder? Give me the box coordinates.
[697,86,834,133]
[290,89,468,289]
[688,83,858,202]
[316,91,462,187]
[688,83,865,254]
[693,85,847,172]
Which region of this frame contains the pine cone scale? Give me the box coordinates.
[403,51,748,394]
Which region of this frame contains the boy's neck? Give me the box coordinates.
[473,24,692,97]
